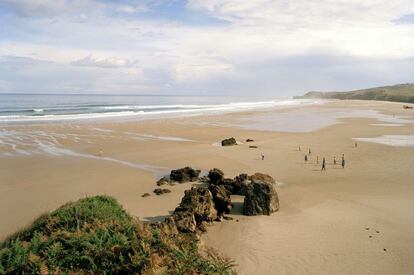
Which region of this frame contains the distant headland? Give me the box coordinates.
[295,83,414,103]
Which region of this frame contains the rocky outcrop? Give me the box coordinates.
[170,167,201,183]
[170,187,217,232]
[243,180,279,216]
[209,184,232,216]
[221,137,237,146]
[250,172,276,185]
[208,168,224,184]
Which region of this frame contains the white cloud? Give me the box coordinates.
[71,55,140,69]
[0,0,414,94]
[115,4,148,14]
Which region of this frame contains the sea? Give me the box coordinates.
[0,93,320,123]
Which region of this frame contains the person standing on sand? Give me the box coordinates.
[322,157,326,171]
[333,156,336,165]
[342,158,345,169]
[305,154,308,162]
[261,154,265,160]
[299,145,301,151]
[309,148,311,155]
[355,141,358,148]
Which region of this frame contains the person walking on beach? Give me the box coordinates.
[261,154,265,160]
[333,156,336,165]
[309,148,311,155]
[305,154,308,162]
[355,141,358,148]
[342,157,345,169]
[299,145,301,151]
[322,157,326,171]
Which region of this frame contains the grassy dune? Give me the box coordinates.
[297,83,414,103]
[0,196,234,274]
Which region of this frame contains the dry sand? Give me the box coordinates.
[1,100,414,274]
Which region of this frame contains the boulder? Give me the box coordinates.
[221,137,237,146]
[170,167,201,183]
[171,187,217,232]
[142,193,151,198]
[243,181,279,216]
[233,173,251,195]
[208,168,224,184]
[153,188,171,195]
[209,184,232,216]
[246,139,254,142]
[249,145,258,149]
[249,172,275,185]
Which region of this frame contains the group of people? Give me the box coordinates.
[302,146,346,171]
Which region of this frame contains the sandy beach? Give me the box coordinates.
[1,100,414,274]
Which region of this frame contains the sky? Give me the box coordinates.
[0,0,414,96]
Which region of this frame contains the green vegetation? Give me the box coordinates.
[0,196,235,274]
[296,83,414,103]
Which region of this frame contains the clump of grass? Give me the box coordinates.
[0,195,236,274]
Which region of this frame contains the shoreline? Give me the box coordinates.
[1,100,414,274]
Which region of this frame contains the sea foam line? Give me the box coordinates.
[0,99,325,123]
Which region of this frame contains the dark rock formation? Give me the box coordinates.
[403,105,413,109]
[221,137,237,146]
[208,168,224,184]
[156,176,170,186]
[153,188,172,195]
[170,167,201,183]
[142,193,150,197]
[233,173,251,196]
[249,145,258,148]
[209,184,232,216]
[249,172,275,184]
[170,187,217,232]
[243,181,279,216]
[216,178,236,194]
[246,139,254,142]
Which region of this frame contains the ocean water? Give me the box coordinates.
[0,93,319,123]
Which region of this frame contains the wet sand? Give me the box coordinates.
[1,100,414,274]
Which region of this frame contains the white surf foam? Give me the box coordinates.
[353,134,414,147]
[0,99,325,123]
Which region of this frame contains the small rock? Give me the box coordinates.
[249,145,258,148]
[153,188,172,195]
[236,219,239,222]
[170,167,201,183]
[156,176,170,186]
[369,236,372,238]
[221,137,237,146]
[142,193,151,198]
[383,248,387,252]
[246,139,255,142]
[223,216,234,220]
